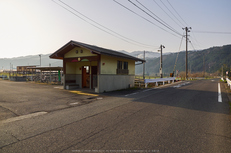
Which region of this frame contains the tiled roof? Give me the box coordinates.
[50,40,145,62]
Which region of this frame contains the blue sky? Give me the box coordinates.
[0,0,231,58]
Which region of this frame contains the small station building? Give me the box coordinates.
[50,40,145,93]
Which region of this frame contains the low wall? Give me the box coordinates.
[97,74,134,93]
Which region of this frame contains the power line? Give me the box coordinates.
[189,41,197,52]
[166,0,188,26]
[152,0,182,28]
[159,0,185,27]
[52,0,156,48]
[173,34,184,73]
[190,30,231,48]
[135,0,181,37]
[162,0,201,51]
[128,0,182,37]
[190,31,203,48]
[189,43,231,55]
[193,31,231,34]
[113,0,181,38]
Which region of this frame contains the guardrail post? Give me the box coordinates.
[156,82,158,86]
[145,83,147,88]
[163,81,165,85]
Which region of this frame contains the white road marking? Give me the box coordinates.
[218,83,222,102]
[69,102,79,105]
[173,82,190,88]
[1,112,47,124]
[125,88,155,97]
[125,92,141,97]
[54,86,63,89]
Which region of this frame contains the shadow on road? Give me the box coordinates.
[103,80,230,115]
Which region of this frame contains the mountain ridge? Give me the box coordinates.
[1,45,230,76]
[135,44,231,76]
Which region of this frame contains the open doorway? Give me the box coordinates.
[82,66,90,88]
[91,66,97,89]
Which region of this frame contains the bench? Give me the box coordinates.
[65,80,79,90]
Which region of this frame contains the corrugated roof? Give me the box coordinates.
[28,67,63,71]
[50,40,145,62]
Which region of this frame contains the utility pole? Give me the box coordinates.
[143,51,145,80]
[203,55,205,77]
[183,27,191,80]
[39,54,41,67]
[39,54,42,82]
[158,45,165,78]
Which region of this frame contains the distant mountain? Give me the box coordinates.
[1,45,230,76]
[0,50,160,70]
[0,54,62,70]
[119,50,161,59]
[136,44,231,76]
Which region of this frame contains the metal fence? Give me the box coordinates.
[7,71,62,84]
[144,77,177,88]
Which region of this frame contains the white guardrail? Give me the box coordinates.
[144,77,176,88]
[227,78,231,89]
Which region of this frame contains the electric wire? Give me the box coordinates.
[189,40,197,52]
[58,0,157,48]
[113,0,181,39]
[135,0,181,38]
[159,0,185,27]
[191,30,231,49]
[190,32,203,49]
[173,33,184,73]
[162,0,199,53]
[166,0,188,26]
[128,0,182,37]
[190,41,231,55]
[152,0,182,28]
[53,0,156,48]
[193,31,231,34]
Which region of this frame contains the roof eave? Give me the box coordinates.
[50,40,146,62]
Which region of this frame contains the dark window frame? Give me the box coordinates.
[117,61,129,75]
[123,62,128,70]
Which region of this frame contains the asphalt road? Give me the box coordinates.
[0,80,99,120]
[0,79,230,153]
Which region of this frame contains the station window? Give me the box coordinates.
[117,61,123,69]
[117,61,129,75]
[123,62,128,70]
